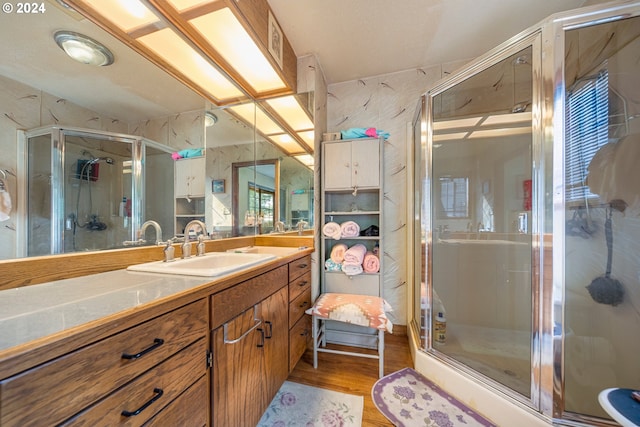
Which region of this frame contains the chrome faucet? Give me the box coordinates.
[196,234,206,256]
[183,219,208,240]
[274,221,285,233]
[297,220,308,235]
[139,220,163,245]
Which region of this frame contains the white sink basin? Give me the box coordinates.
[127,252,276,277]
[227,246,304,257]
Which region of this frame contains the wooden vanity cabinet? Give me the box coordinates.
[288,255,312,371]
[0,299,208,427]
[210,265,289,427]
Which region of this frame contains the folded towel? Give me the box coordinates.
[324,259,342,272]
[341,262,363,276]
[363,251,380,273]
[340,221,360,238]
[341,127,390,140]
[322,221,342,240]
[330,243,348,263]
[0,187,11,222]
[343,243,367,265]
[177,148,204,159]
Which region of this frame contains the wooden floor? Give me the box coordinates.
[287,328,413,426]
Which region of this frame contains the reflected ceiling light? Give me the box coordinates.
[205,111,218,127]
[432,117,482,131]
[296,130,315,151]
[293,154,314,169]
[432,132,469,142]
[467,126,531,139]
[265,96,314,131]
[268,133,305,154]
[54,31,114,66]
[482,111,531,126]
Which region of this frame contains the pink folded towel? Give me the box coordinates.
[343,243,367,265]
[363,251,380,273]
[330,243,348,263]
[340,221,360,238]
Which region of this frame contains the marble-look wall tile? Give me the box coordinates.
[326,65,442,325]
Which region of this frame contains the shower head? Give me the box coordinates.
[89,157,114,165]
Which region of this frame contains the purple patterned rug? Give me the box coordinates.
[372,367,496,427]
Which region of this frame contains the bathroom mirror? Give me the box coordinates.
[0,0,314,260]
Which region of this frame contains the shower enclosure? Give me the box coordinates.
[22,126,174,256]
[414,2,640,425]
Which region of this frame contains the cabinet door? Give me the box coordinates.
[324,142,353,190]
[351,139,379,188]
[175,157,205,198]
[260,287,289,403]
[212,306,265,427]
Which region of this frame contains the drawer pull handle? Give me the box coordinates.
[121,338,164,360]
[298,280,308,287]
[264,320,273,339]
[257,328,265,348]
[121,388,163,417]
[298,301,309,308]
[298,263,308,268]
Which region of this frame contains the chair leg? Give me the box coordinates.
[378,330,385,378]
[312,315,318,369]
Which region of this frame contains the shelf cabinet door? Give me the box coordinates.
[351,139,379,188]
[324,142,353,190]
[324,139,380,190]
[175,157,205,198]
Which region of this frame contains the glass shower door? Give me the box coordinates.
[428,44,535,398]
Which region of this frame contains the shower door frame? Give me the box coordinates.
[414,1,640,424]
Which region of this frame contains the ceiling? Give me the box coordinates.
[0,0,611,125]
[267,0,607,84]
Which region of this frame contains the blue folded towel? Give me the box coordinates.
[340,127,390,140]
[178,148,204,158]
[324,258,342,272]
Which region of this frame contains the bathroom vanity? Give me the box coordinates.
[0,245,313,427]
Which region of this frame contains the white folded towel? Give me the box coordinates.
[322,221,342,240]
[341,262,363,276]
[0,187,11,222]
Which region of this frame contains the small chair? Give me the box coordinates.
[306,293,393,378]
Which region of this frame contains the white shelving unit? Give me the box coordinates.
[320,137,383,348]
[174,157,205,236]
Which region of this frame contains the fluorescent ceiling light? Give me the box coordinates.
[137,28,243,102]
[189,7,286,93]
[82,0,159,32]
[297,130,315,151]
[293,154,314,168]
[265,96,314,131]
[268,133,304,154]
[54,31,114,66]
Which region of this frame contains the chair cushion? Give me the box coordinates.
[306,293,393,333]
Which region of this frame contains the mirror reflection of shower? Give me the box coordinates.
[24,126,174,256]
[70,150,115,251]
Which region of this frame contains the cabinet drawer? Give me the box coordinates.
[289,316,311,371]
[288,270,311,302]
[211,265,288,330]
[0,299,207,427]
[145,375,208,427]
[289,287,312,329]
[62,338,206,426]
[288,255,311,282]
